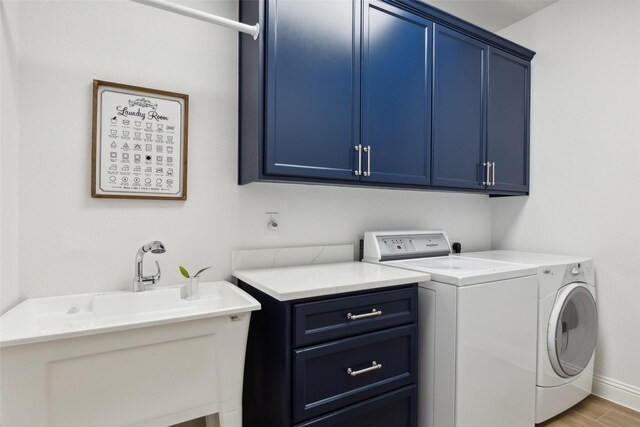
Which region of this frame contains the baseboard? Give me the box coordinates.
[592,374,640,412]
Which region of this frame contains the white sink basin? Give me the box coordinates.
[0,281,259,347]
[0,281,260,427]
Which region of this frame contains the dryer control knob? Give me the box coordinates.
[571,267,580,275]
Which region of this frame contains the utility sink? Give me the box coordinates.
[0,281,260,427]
[0,282,259,346]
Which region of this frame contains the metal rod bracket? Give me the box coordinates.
[131,0,260,40]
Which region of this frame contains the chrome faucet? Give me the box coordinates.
[133,241,166,292]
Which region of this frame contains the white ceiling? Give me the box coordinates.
[422,0,559,32]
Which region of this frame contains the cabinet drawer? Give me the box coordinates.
[295,385,416,427]
[293,287,417,346]
[293,324,417,422]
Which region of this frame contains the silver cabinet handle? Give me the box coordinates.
[347,308,382,320]
[363,145,371,177]
[354,145,362,176]
[482,162,491,185]
[347,361,382,377]
[492,162,496,186]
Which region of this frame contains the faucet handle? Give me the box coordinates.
[152,260,161,284]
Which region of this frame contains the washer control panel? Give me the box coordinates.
[382,238,417,254]
[364,231,451,261]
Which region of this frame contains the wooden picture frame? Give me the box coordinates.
[91,80,189,200]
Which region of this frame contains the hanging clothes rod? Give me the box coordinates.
[131,0,260,40]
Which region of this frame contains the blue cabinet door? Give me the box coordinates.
[264,0,360,181]
[487,48,530,193]
[431,25,487,189]
[295,385,416,427]
[361,1,432,185]
[293,324,417,422]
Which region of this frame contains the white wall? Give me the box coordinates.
[4,0,492,307]
[0,0,20,314]
[494,0,640,406]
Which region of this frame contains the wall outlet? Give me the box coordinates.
[265,212,280,236]
[449,237,461,253]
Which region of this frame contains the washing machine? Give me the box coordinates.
[463,250,597,423]
[363,231,539,427]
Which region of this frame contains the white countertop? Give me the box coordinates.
[233,261,430,301]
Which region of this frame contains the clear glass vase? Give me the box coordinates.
[187,276,200,300]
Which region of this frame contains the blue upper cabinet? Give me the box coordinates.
[486,48,530,193]
[239,0,535,195]
[264,0,360,181]
[361,0,432,186]
[431,27,531,194]
[431,25,487,190]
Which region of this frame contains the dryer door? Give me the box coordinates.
[547,282,597,378]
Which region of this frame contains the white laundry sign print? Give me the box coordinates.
[98,88,183,196]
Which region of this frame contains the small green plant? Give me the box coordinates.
[179,265,212,279]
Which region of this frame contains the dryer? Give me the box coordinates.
[463,250,597,423]
[363,231,538,427]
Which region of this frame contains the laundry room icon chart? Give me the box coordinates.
[91,80,188,200]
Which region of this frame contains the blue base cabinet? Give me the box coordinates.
[238,283,419,427]
[239,0,535,195]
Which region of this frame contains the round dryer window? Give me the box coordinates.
[547,283,598,378]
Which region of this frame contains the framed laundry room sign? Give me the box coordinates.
[91,80,189,200]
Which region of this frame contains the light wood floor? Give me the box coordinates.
[171,394,640,427]
[538,395,640,427]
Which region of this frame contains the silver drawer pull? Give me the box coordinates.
[347,361,382,377]
[354,145,362,176]
[363,145,371,177]
[482,162,491,186]
[492,162,496,186]
[347,309,382,320]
